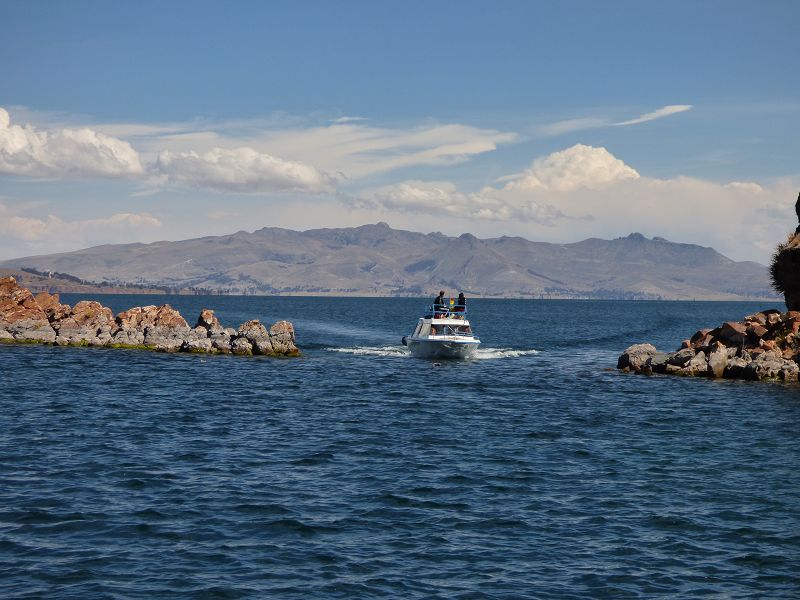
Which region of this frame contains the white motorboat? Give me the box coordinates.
[402,303,480,359]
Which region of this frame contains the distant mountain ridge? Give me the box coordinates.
[0,223,777,300]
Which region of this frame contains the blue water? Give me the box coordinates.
[2,296,799,599]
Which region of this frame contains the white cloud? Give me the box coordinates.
[346,180,567,224]
[345,143,797,262]
[331,116,368,124]
[0,203,161,243]
[152,147,335,193]
[1,106,518,191]
[0,107,144,178]
[725,181,764,193]
[210,122,517,179]
[612,104,693,127]
[538,104,693,136]
[503,144,640,192]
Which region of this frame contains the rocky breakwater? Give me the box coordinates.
[0,276,298,356]
[618,310,800,382]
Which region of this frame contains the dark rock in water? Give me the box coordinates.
[617,343,658,371]
[0,276,299,357]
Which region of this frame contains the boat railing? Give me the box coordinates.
[425,304,467,319]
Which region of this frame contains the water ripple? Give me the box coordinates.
[0,297,798,598]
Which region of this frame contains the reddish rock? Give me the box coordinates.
[690,328,712,345]
[116,304,189,329]
[34,292,71,321]
[746,324,769,345]
[718,321,747,345]
[54,301,116,346]
[0,276,55,342]
[196,308,223,333]
[1,277,298,357]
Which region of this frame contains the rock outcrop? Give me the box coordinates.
[618,309,800,382]
[621,190,800,383]
[0,277,298,356]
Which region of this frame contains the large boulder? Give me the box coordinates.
[53,301,116,346]
[269,320,297,355]
[706,343,728,378]
[181,326,213,353]
[0,277,56,343]
[196,308,224,334]
[34,292,71,321]
[617,343,658,372]
[115,304,190,351]
[236,319,273,355]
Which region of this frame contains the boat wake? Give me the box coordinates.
[327,346,539,359]
[327,346,410,357]
[474,348,539,360]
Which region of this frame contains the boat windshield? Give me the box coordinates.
[430,323,473,337]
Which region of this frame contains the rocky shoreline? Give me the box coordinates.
[618,195,800,384]
[0,277,298,356]
[618,309,800,382]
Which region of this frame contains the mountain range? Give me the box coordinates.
[0,223,778,300]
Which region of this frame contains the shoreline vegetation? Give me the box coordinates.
[0,276,299,357]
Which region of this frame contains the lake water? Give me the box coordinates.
[1,296,799,599]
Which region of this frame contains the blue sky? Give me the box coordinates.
[1,1,798,262]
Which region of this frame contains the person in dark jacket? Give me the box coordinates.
[456,292,466,312]
[433,290,446,317]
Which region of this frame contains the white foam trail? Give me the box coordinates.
[473,348,540,360]
[326,346,539,360]
[327,346,410,357]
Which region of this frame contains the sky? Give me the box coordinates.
[1,0,799,263]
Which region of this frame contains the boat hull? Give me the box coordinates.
[407,338,480,359]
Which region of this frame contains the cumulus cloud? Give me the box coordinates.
[152,147,335,193]
[502,144,640,192]
[0,107,144,178]
[1,107,516,192]
[345,143,796,262]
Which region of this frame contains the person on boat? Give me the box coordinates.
[433,290,446,317]
[454,292,466,313]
